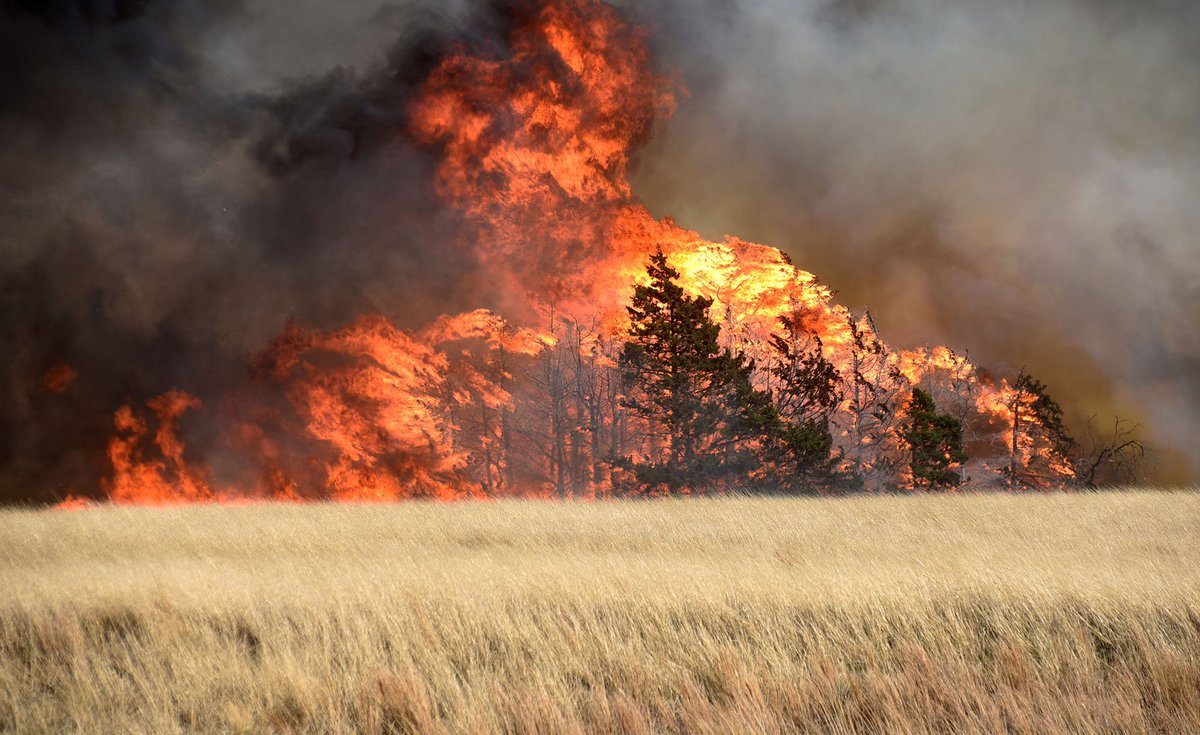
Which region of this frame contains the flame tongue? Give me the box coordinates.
[409,0,859,347]
[410,0,674,316]
[105,391,212,505]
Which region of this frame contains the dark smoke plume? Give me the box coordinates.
[0,0,494,501]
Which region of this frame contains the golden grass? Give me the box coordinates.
[1,490,1198,734]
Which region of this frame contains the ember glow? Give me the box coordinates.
[49,0,1083,506]
[41,363,78,395]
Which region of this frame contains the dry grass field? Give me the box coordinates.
[1,491,1199,734]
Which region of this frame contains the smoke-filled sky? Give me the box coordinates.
[625,0,1200,483]
[2,0,1197,497]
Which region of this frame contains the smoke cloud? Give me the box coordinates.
[0,0,492,500]
[1,0,1196,500]
[625,0,1200,483]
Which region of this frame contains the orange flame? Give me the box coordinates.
[104,391,213,505]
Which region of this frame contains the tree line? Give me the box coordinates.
[442,251,1147,497]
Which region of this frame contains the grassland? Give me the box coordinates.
[1,491,1198,734]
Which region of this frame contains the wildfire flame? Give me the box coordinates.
[105,391,212,505]
[65,0,1066,507]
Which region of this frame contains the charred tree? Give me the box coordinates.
[1075,415,1147,488]
[530,314,572,498]
[838,313,907,490]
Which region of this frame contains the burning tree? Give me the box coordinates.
[1001,371,1077,489]
[837,314,908,490]
[525,314,625,498]
[764,317,843,491]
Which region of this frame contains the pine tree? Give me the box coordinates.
[618,250,772,494]
[903,387,966,489]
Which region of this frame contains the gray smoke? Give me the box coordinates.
[625,0,1200,482]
